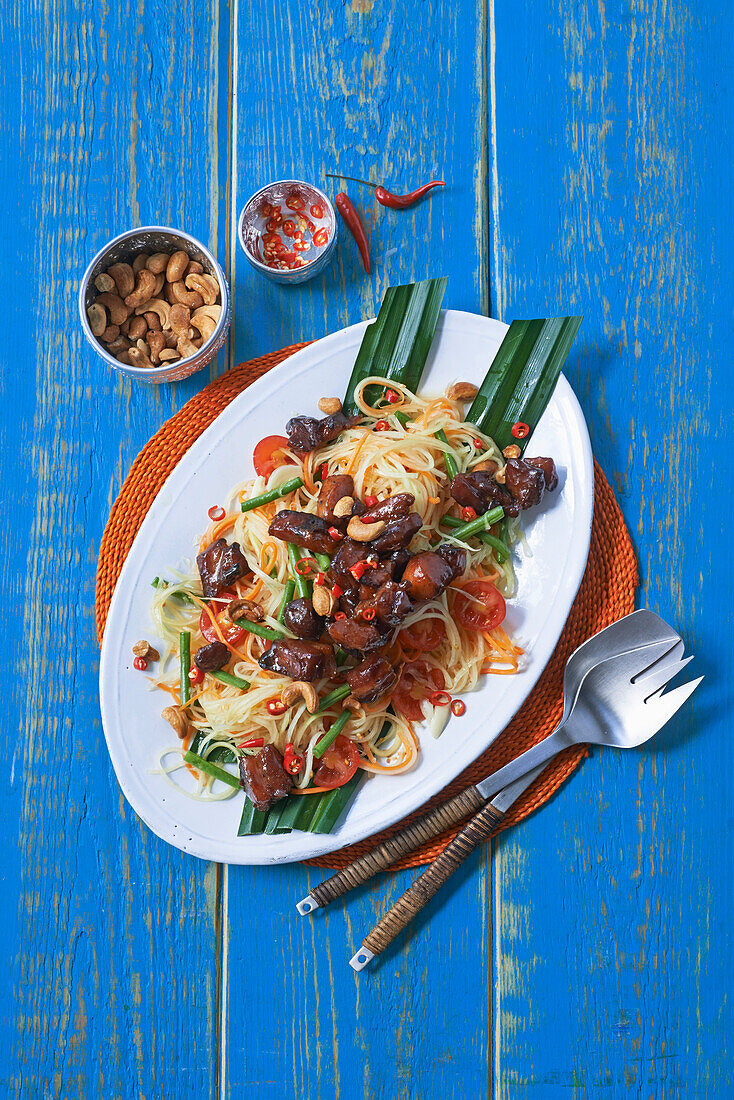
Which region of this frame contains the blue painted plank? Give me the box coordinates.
[225,2,492,1096]
[0,0,230,1094]
[490,0,732,1095]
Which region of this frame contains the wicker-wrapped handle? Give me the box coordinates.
[309,785,485,910]
[359,801,505,958]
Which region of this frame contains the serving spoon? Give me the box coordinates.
[350,628,701,969]
[297,610,686,917]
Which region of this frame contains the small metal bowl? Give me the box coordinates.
[238,180,338,285]
[79,226,231,384]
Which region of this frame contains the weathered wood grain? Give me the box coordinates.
[0,0,230,1095]
[3,0,732,1094]
[491,1,731,1095]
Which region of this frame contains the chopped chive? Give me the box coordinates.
[435,429,459,479]
[288,542,311,599]
[334,646,348,667]
[241,476,304,513]
[313,708,351,759]
[235,619,284,642]
[394,410,410,427]
[317,684,351,712]
[179,631,191,706]
[277,579,295,621]
[314,552,332,571]
[441,515,510,562]
[183,750,240,789]
[449,506,505,542]
[211,670,250,691]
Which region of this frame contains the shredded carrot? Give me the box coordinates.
[359,720,418,773]
[199,513,238,552]
[240,540,278,603]
[188,593,250,664]
[346,430,371,476]
[302,454,317,494]
[427,496,441,504]
[291,785,334,795]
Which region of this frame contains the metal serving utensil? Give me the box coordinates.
[296,610,682,917]
[349,634,702,970]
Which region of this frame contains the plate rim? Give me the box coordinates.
[99,309,594,864]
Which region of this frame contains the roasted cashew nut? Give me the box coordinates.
[318,397,342,414]
[107,262,135,299]
[124,269,157,309]
[94,272,115,294]
[95,292,130,326]
[280,681,318,714]
[135,297,171,329]
[169,281,205,309]
[87,303,107,337]
[146,252,170,275]
[311,586,336,617]
[166,250,190,283]
[227,598,264,623]
[184,272,219,306]
[169,303,192,338]
[447,381,479,401]
[161,705,190,740]
[190,308,218,342]
[332,495,354,519]
[346,515,386,542]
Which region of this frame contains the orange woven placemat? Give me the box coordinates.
[95,343,638,870]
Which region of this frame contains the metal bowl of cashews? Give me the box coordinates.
[79,226,231,384]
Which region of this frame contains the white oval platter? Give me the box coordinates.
[99,310,594,864]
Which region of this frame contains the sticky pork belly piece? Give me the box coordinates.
[450,457,558,518]
[522,456,559,491]
[282,597,324,641]
[317,474,356,525]
[328,537,373,592]
[268,510,337,555]
[359,493,415,524]
[196,537,249,598]
[450,472,518,517]
[402,546,466,602]
[369,512,423,553]
[238,745,293,812]
[258,639,337,681]
[285,410,361,454]
[346,654,398,704]
[194,640,229,672]
[327,616,385,654]
[355,580,412,628]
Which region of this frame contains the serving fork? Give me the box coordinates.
[347,624,701,969]
[297,610,686,919]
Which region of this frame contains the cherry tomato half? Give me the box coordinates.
[252,434,294,479]
[392,660,446,722]
[313,734,360,789]
[199,604,244,646]
[452,579,506,632]
[398,618,446,652]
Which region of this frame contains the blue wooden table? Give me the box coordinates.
[3,2,730,1095]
